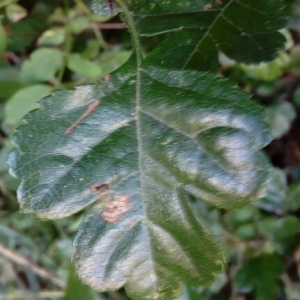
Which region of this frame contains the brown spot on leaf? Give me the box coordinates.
[104,74,110,85]
[102,195,130,223]
[90,182,111,198]
[215,0,223,5]
[204,3,212,10]
[65,99,100,134]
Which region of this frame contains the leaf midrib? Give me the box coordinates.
[183,0,232,68]
[182,0,271,68]
[117,0,159,293]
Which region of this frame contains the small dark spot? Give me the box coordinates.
[90,182,111,198]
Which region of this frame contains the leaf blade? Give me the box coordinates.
[131,0,287,69]
[8,57,270,299]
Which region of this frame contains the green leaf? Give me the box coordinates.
[5,3,27,23]
[265,101,296,139]
[235,254,285,300]
[20,48,64,83]
[67,16,90,34]
[67,53,102,78]
[238,52,290,82]
[38,27,66,46]
[7,15,47,52]
[0,0,17,9]
[82,40,100,59]
[91,0,121,16]
[285,183,300,212]
[0,20,7,55]
[8,54,270,299]
[63,264,95,300]
[4,84,52,126]
[274,216,300,240]
[127,0,287,70]
[256,167,287,214]
[0,80,26,101]
[97,49,131,76]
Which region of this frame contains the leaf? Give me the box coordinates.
[264,101,296,139]
[5,3,27,23]
[8,54,270,299]
[7,16,47,52]
[91,0,121,16]
[235,254,285,300]
[67,54,102,78]
[272,217,300,255]
[20,48,64,83]
[97,49,131,76]
[256,167,287,214]
[38,27,66,46]
[67,16,90,34]
[238,52,290,82]
[4,84,52,126]
[0,20,7,55]
[274,216,300,240]
[63,264,95,300]
[285,183,300,212]
[127,0,287,70]
[0,0,18,9]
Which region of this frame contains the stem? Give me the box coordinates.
[0,243,66,288]
[114,0,142,168]
[0,291,65,300]
[57,32,72,84]
[92,23,108,50]
[62,0,69,12]
[98,23,125,30]
[57,0,73,85]
[75,0,108,50]
[115,0,141,67]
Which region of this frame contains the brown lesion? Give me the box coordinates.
[203,3,212,10]
[65,99,101,134]
[102,195,130,223]
[90,182,111,199]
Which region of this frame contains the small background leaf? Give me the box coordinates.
[235,254,285,300]
[4,84,51,126]
[5,4,27,23]
[38,28,66,46]
[265,101,296,139]
[20,48,63,83]
[62,264,95,300]
[67,53,102,78]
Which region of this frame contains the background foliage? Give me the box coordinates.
[1,0,300,299]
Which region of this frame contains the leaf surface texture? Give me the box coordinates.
[9,56,270,299]
[119,0,287,69]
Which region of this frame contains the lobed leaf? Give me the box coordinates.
[235,254,285,300]
[8,55,270,299]
[124,0,287,70]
